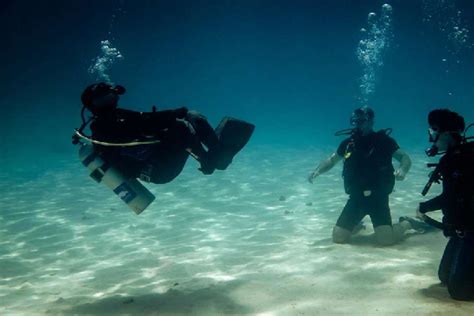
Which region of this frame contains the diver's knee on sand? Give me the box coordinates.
[374,225,397,246]
[332,226,351,244]
[448,282,474,301]
[392,222,410,239]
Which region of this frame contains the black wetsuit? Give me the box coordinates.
[419,142,474,301]
[90,107,218,184]
[335,130,399,230]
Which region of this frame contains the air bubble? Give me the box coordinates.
[422,0,472,55]
[357,4,393,102]
[88,40,124,84]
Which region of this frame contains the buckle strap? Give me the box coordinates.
[139,164,153,183]
[456,230,466,239]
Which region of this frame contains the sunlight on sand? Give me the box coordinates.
[0,148,472,315]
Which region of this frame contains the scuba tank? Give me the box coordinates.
[78,143,155,215]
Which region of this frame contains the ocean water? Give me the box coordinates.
[1,0,474,315]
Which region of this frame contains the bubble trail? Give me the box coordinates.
[88,40,124,84]
[356,3,393,103]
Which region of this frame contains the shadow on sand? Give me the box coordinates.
[309,234,378,248]
[52,281,252,315]
[419,283,452,302]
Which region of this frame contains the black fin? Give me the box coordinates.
[213,117,255,170]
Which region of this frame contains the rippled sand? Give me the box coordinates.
[1,147,473,315]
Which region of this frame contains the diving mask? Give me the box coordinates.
[350,108,371,128]
[425,127,440,156]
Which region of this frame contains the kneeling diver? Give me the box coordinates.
[72,82,255,214]
[307,106,414,246]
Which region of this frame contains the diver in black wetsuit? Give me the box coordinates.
[75,82,255,185]
[308,106,413,246]
[417,109,474,301]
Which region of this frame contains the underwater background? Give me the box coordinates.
[1,0,474,315]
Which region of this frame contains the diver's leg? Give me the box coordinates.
[392,220,412,238]
[185,111,219,149]
[332,226,352,244]
[184,111,220,174]
[370,194,398,246]
[334,196,365,244]
[447,235,474,300]
[186,112,255,172]
[374,215,423,245]
[439,237,457,284]
[374,225,397,246]
[146,149,189,184]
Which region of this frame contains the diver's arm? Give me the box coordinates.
[308,152,342,183]
[392,149,411,181]
[116,107,189,137]
[141,107,188,130]
[419,193,446,214]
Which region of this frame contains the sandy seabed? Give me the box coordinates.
[1,147,473,315]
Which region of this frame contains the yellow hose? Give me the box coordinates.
[74,130,161,147]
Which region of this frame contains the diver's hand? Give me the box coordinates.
[394,169,406,181]
[308,171,319,184]
[416,205,427,221]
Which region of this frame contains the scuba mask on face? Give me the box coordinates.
[428,127,440,143]
[425,127,440,157]
[350,107,374,132]
[350,109,368,128]
[334,106,378,140]
[93,83,125,100]
[91,84,125,112]
[81,82,126,113]
[92,83,125,96]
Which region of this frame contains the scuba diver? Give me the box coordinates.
[417,109,474,301]
[307,106,418,246]
[73,82,255,214]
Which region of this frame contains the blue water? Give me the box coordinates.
[1,1,474,314]
[2,1,473,154]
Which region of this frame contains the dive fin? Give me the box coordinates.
[213,117,255,170]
